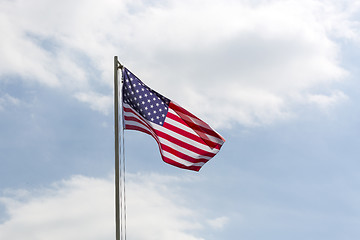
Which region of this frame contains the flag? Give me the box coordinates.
[122,67,225,171]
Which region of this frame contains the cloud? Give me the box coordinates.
[0,94,20,111]
[0,0,359,127]
[307,91,348,110]
[0,173,221,240]
[75,91,112,115]
[207,216,229,230]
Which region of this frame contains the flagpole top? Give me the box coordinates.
[114,56,124,70]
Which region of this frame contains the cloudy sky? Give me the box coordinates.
[1,0,360,239]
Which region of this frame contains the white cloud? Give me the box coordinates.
[0,0,359,127]
[0,173,219,240]
[0,94,20,111]
[75,91,112,115]
[207,216,229,230]
[307,91,348,110]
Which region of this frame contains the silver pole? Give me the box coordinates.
[114,56,120,240]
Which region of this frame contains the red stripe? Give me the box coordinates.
[161,144,209,164]
[161,156,201,172]
[125,125,152,136]
[124,117,155,135]
[169,102,223,140]
[125,124,164,153]
[123,106,134,113]
[124,116,149,128]
[154,129,216,157]
[163,122,222,150]
[167,111,223,144]
[170,101,204,123]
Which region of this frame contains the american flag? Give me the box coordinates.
[122,67,225,171]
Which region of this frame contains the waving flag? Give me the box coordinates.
[122,67,225,171]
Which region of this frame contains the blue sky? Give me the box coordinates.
[1,0,360,239]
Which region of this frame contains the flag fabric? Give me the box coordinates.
[122,67,225,171]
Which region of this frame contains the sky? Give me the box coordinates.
[1,0,360,239]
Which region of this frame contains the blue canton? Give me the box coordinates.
[122,68,170,126]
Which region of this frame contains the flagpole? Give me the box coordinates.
[114,56,122,240]
[114,56,126,240]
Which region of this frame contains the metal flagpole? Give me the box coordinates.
[114,56,126,240]
[114,56,120,240]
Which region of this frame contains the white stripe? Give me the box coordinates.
[157,137,214,160]
[167,108,224,144]
[171,101,222,135]
[124,123,159,143]
[161,150,205,167]
[125,120,150,132]
[151,121,220,154]
[123,113,150,131]
[171,102,213,130]
[123,112,148,128]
